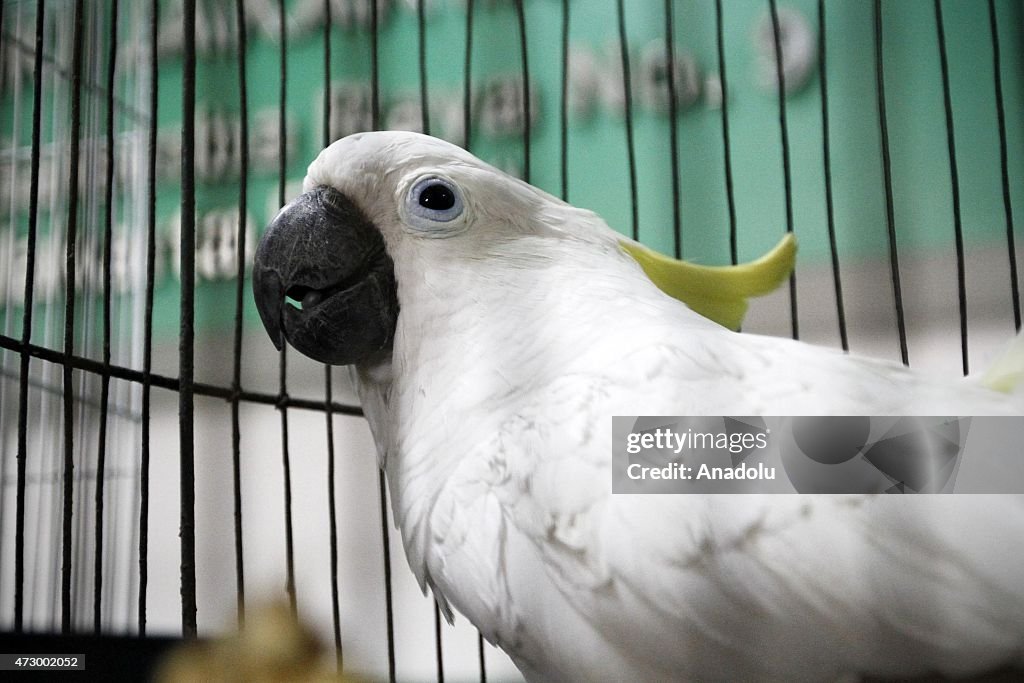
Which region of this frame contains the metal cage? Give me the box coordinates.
[0,0,1021,680]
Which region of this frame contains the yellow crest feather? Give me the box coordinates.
[981,330,1024,393]
[620,234,797,330]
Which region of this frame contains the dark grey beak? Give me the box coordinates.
[252,186,398,365]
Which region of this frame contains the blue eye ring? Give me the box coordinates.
[406,176,465,229]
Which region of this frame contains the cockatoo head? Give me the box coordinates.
[253,131,796,366]
[252,131,602,365]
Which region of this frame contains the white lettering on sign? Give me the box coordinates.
[753,6,816,95]
[152,0,396,58]
[0,211,257,306]
[569,41,706,118]
[0,106,297,215]
[637,40,702,114]
[319,76,537,147]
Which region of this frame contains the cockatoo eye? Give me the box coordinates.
[418,183,455,211]
[405,176,465,232]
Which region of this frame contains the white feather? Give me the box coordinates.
[308,132,1024,682]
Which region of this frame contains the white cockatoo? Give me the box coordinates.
[253,131,1024,682]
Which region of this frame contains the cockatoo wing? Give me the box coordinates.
[478,323,1024,681]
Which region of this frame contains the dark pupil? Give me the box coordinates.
[419,183,455,211]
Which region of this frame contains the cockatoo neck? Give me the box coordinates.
[365,226,716,585]
[389,228,661,406]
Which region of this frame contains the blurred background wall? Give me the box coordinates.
[1,1,1022,680]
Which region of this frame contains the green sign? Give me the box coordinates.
[2,0,1021,339]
